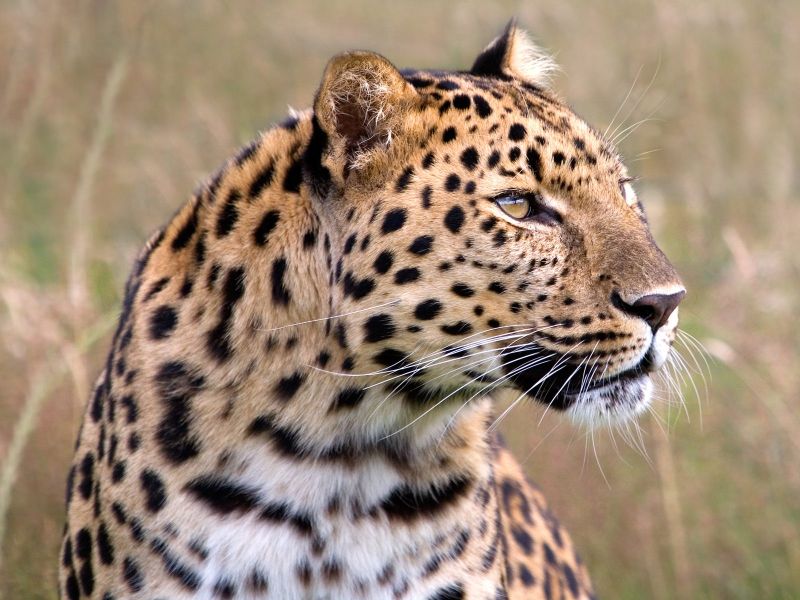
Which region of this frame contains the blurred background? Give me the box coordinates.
[1,1,798,598]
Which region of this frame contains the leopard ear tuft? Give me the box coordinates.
[314,51,417,172]
[471,19,558,89]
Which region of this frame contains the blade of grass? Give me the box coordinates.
[650,416,694,598]
[0,312,116,573]
[68,51,130,318]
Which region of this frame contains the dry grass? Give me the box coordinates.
[1,1,798,598]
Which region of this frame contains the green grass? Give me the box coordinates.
[1,1,799,598]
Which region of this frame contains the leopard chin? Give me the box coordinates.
[565,372,653,429]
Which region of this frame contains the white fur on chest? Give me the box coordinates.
[176,445,455,599]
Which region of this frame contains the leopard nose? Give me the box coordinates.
[611,289,686,333]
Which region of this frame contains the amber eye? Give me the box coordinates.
[495,195,531,220]
[493,193,561,225]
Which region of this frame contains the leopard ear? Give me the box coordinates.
[471,19,557,89]
[313,51,418,173]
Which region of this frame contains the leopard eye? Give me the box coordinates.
[494,193,562,225]
[495,195,531,220]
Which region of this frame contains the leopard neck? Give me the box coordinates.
[132,111,497,513]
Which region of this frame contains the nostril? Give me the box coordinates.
[611,290,686,332]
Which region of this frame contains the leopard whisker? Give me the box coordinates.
[365,344,541,423]
[663,353,690,423]
[395,322,560,372]
[309,322,546,381]
[545,342,598,413]
[667,357,690,426]
[360,332,539,391]
[255,298,401,332]
[381,328,539,374]
[630,148,661,163]
[432,351,557,444]
[373,327,537,376]
[606,55,661,144]
[577,356,600,400]
[304,339,430,379]
[457,350,552,400]
[603,63,644,139]
[410,342,542,390]
[520,412,566,465]
[590,424,611,489]
[488,357,574,434]
[675,330,712,400]
[671,348,702,429]
[655,358,682,427]
[620,414,651,465]
[363,323,561,389]
[611,115,662,147]
[378,346,552,437]
[605,413,629,466]
[675,329,713,375]
[532,340,589,428]
[415,329,547,381]
[669,350,696,403]
[472,348,557,397]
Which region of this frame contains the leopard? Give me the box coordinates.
[59,21,685,600]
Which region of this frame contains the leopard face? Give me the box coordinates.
[309,26,684,431]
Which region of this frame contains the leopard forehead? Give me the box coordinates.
[401,69,620,181]
[333,68,626,203]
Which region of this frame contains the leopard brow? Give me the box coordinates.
[483,189,547,208]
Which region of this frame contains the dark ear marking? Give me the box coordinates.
[471,18,518,79]
[470,18,555,88]
[302,116,332,199]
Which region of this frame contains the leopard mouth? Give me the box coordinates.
[500,346,653,416]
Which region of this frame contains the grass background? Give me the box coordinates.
[1,1,798,598]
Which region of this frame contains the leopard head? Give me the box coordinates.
[306,21,684,429]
